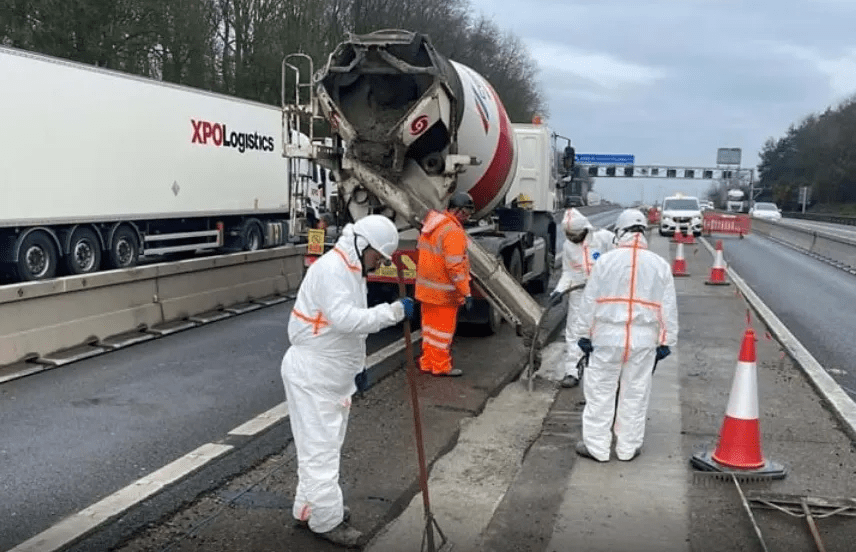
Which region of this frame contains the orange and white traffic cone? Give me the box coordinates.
[672,241,689,277]
[705,240,730,286]
[673,228,683,243]
[690,328,786,479]
[712,329,764,468]
[683,230,695,244]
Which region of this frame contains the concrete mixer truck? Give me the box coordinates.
[282,30,573,335]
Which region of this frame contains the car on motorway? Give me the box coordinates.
[700,200,714,211]
[749,202,782,221]
[659,194,703,236]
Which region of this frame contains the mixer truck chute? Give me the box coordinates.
[282,30,556,334]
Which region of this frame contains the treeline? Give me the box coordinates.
[758,97,856,208]
[0,0,546,123]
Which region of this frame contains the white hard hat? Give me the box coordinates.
[562,208,590,235]
[353,215,399,260]
[615,209,647,237]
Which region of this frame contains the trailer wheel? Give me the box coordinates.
[65,227,102,275]
[241,220,263,251]
[15,231,58,281]
[107,226,139,269]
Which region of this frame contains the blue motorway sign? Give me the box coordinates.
[575,153,635,165]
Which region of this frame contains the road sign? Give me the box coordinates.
[716,148,741,165]
[575,153,635,165]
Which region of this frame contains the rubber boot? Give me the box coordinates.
[316,521,362,548]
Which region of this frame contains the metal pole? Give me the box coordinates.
[395,263,448,552]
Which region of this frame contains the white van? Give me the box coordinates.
[659,195,703,237]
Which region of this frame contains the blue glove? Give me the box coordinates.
[577,337,593,354]
[656,345,671,361]
[548,290,563,306]
[464,296,474,311]
[354,368,370,393]
[399,297,415,321]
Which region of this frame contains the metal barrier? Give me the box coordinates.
[751,219,856,271]
[0,246,306,368]
[784,212,856,226]
[703,212,752,236]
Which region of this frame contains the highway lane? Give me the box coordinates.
[721,233,856,398]
[0,300,403,551]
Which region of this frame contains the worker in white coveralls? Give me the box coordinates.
[548,207,615,388]
[280,215,415,547]
[571,208,678,462]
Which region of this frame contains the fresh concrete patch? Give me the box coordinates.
[365,342,565,551]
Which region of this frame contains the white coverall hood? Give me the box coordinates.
[570,231,678,461]
[281,222,405,532]
[553,226,615,379]
[562,207,593,235]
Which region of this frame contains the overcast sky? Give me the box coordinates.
[467,0,856,205]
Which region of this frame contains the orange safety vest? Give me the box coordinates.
[415,210,471,306]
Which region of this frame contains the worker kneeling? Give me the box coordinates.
[280,215,415,547]
[548,208,614,388]
[571,209,678,462]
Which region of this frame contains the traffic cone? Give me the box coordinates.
[673,228,683,243]
[690,328,786,480]
[683,230,695,244]
[711,329,765,468]
[672,241,689,277]
[705,240,730,286]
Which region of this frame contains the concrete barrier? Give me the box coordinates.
[752,218,856,270]
[0,246,305,367]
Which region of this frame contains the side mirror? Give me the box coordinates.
[563,146,576,171]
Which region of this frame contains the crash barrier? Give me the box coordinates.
[702,212,751,236]
[751,218,856,272]
[784,212,856,227]
[0,246,306,368]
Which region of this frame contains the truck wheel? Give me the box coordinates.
[107,226,139,269]
[486,301,503,335]
[15,231,58,281]
[507,248,523,281]
[530,249,552,294]
[241,220,263,251]
[65,227,102,275]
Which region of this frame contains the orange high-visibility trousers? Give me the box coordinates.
[419,303,458,375]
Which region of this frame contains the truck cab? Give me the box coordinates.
[659,194,702,237]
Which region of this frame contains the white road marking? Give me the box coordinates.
[10,331,422,551]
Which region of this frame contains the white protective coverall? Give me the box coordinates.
[281,223,405,532]
[554,210,615,379]
[571,231,678,461]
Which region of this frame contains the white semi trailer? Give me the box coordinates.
[0,46,327,283]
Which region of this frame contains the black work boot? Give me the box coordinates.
[561,374,579,388]
[315,521,362,548]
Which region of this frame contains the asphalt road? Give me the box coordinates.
[0,301,400,551]
[720,233,856,399]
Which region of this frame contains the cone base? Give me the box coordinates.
[691,449,787,480]
[704,280,730,285]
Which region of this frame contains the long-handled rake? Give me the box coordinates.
[746,491,856,552]
[395,262,453,552]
